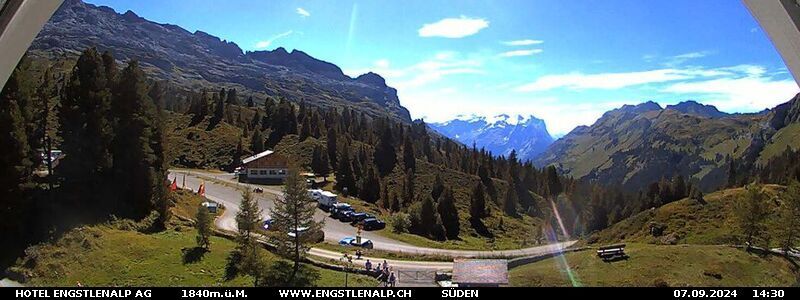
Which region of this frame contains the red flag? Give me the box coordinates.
[170,177,177,191]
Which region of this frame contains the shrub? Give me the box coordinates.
[388,212,411,234]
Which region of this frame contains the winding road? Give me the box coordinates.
[168,170,576,270]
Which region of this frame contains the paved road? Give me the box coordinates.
[168,170,576,268]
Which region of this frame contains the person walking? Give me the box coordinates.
[388,271,396,287]
[365,259,372,272]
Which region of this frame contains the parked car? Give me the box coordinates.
[349,212,373,225]
[330,203,353,219]
[338,236,374,249]
[287,226,324,243]
[337,210,356,222]
[262,218,273,230]
[360,218,386,231]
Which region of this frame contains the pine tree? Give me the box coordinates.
[310,145,330,178]
[251,130,264,154]
[111,60,169,222]
[503,182,518,216]
[733,183,770,248]
[419,194,437,236]
[402,134,416,173]
[437,187,460,239]
[326,127,338,170]
[373,123,397,177]
[226,88,239,105]
[299,115,311,141]
[213,92,225,122]
[269,161,323,281]
[401,170,415,206]
[334,146,356,196]
[58,47,115,208]
[470,183,487,220]
[195,205,213,249]
[777,180,800,252]
[235,189,262,281]
[0,59,33,202]
[431,173,445,201]
[545,165,562,199]
[358,166,381,203]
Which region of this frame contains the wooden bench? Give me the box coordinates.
[596,243,627,262]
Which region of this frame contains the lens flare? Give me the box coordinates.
[542,199,582,287]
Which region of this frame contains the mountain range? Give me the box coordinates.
[535,98,800,192]
[29,0,411,122]
[430,114,554,161]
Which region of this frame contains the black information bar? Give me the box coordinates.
[4,287,795,300]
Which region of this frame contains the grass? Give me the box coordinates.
[509,243,799,287]
[587,185,787,247]
[8,189,377,287]
[758,123,800,164]
[10,226,377,287]
[165,112,243,170]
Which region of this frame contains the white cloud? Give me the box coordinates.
[344,52,485,89]
[296,7,310,17]
[516,69,709,92]
[661,67,798,112]
[418,16,489,38]
[254,30,294,49]
[499,49,543,57]
[503,39,544,46]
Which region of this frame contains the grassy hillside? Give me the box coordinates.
[586,185,786,246]
[509,243,798,287]
[319,158,551,250]
[8,189,376,287]
[536,104,764,192]
[758,123,800,164]
[165,112,244,170]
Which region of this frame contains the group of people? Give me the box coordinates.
[364,259,396,287]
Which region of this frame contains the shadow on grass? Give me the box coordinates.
[470,218,494,238]
[182,247,208,264]
[224,250,242,281]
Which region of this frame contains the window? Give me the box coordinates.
[259,170,267,175]
[269,170,277,175]
[249,170,257,175]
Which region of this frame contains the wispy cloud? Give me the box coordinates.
[254,30,294,49]
[418,16,489,38]
[296,7,310,18]
[515,68,720,92]
[661,65,798,111]
[344,52,484,89]
[499,49,543,57]
[502,39,543,46]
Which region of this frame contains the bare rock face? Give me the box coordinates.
[31,0,411,122]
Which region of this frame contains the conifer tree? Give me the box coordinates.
[503,182,519,216]
[470,183,487,220]
[195,205,213,249]
[111,60,168,221]
[326,127,338,170]
[334,146,356,196]
[373,123,397,177]
[437,187,460,239]
[59,47,115,208]
[270,161,323,281]
[251,130,264,154]
[733,183,770,248]
[402,134,416,173]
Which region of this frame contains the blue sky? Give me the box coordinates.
[85,0,799,135]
